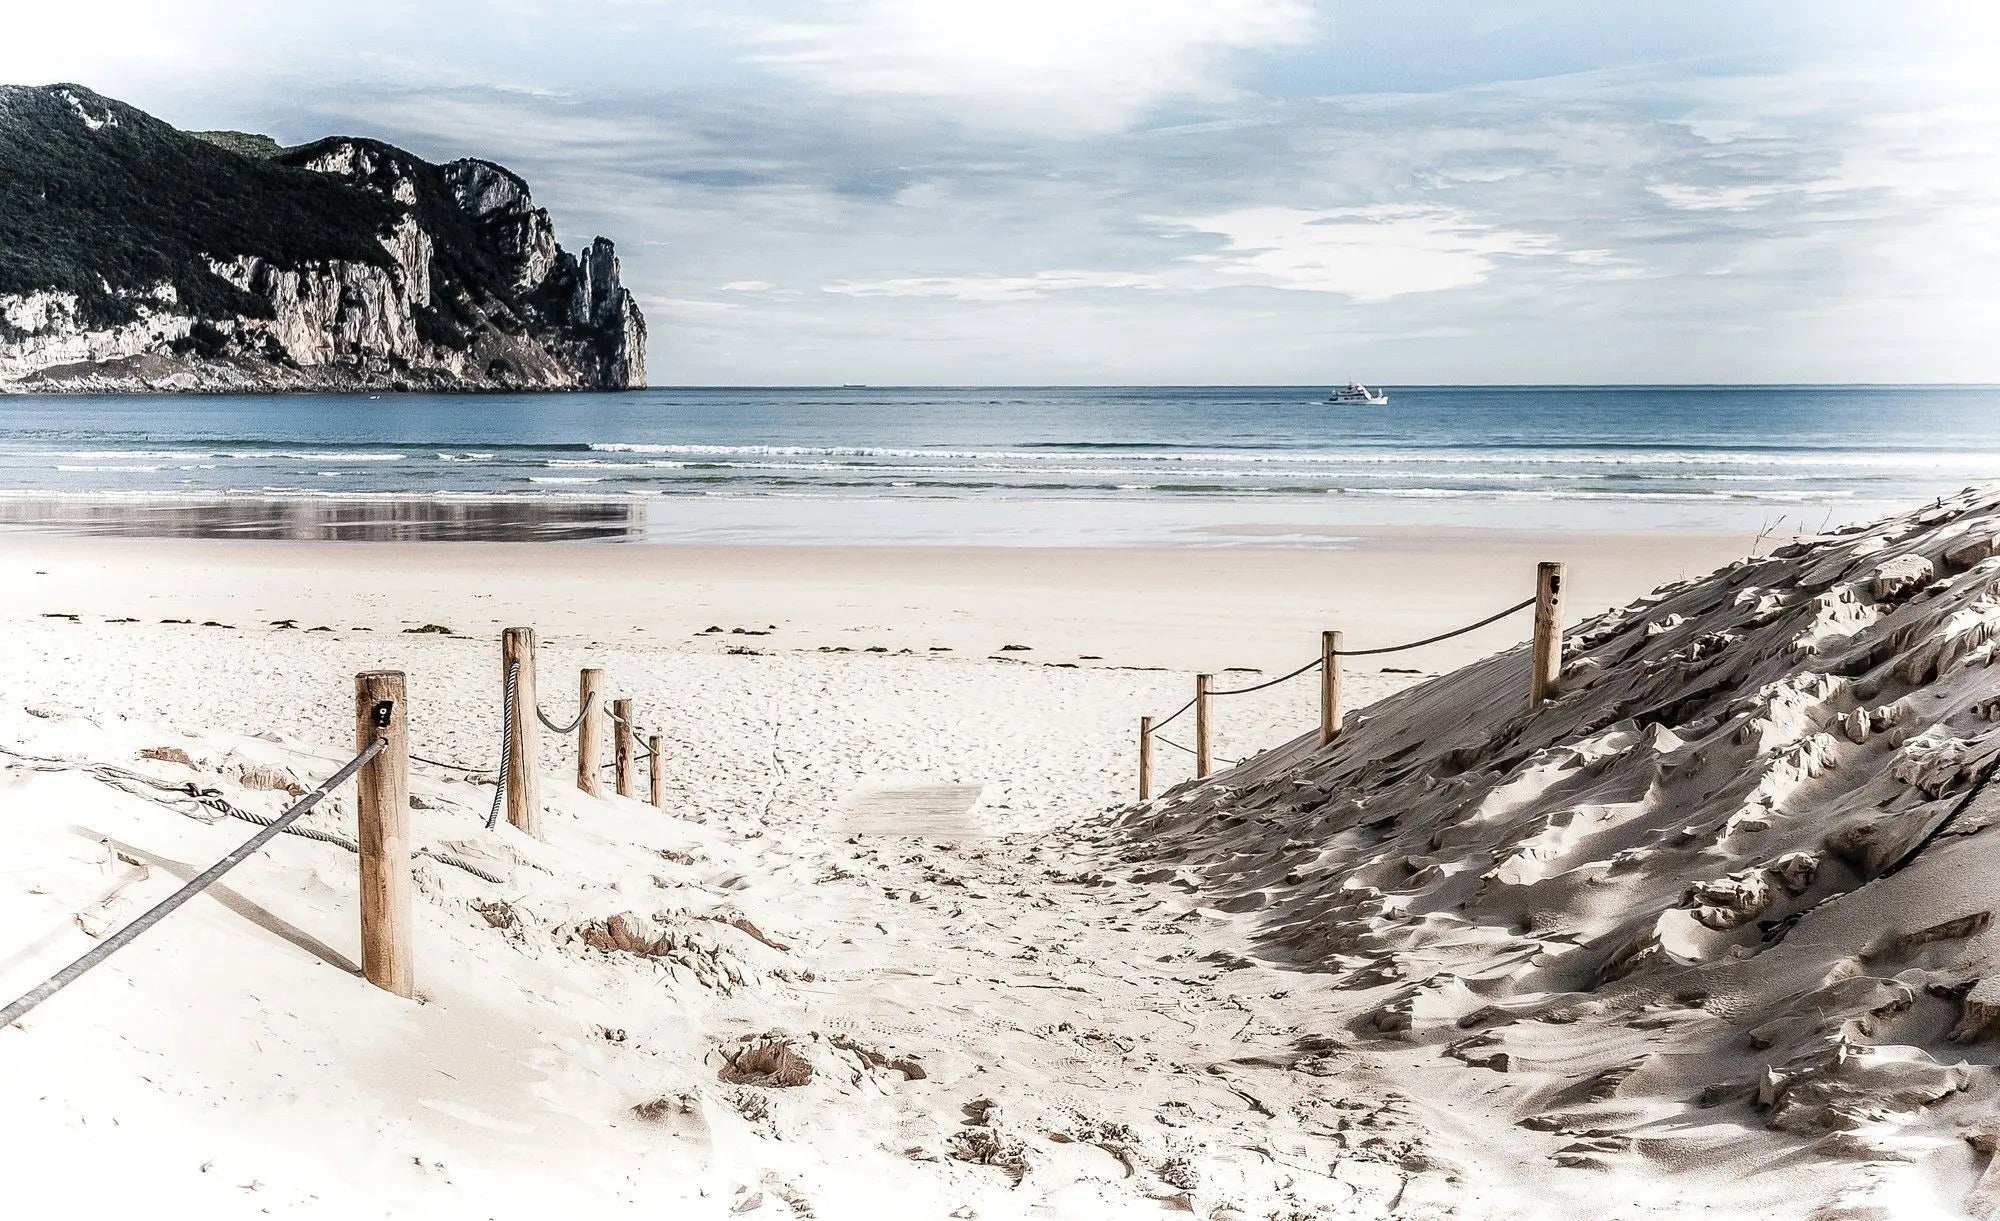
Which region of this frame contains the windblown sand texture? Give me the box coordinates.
[1126,487,2000,1216]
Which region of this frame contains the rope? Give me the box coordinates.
[1151,735,1240,768]
[1149,695,1199,734]
[485,661,519,830]
[536,691,594,735]
[1207,656,1323,697]
[2,749,509,883]
[411,754,494,775]
[1328,596,1537,657]
[1142,595,1539,724]
[2,738,385,1030]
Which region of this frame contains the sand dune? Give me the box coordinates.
[1125,488,2000,1216]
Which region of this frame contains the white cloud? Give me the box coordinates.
[1165,205,1563,301]
[823,269,1165,301]
[719,280,778,292]
[1648,183,1792,212]
[743,0,1316,134]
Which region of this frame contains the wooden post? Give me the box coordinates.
[1194,673,1212,779]
[577,668,604,795]
[1531,561,1565,708]
[354,670,413,999]
[1138,716,1154,801]
[1320,630,1343,746]
[501,627,540,836]
[613,698,635,798]
[648,733,664,808]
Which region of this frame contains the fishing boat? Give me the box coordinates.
[1326,382,1388,405]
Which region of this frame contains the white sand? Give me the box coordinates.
[1130,490,2000,1219]
[1,521,1908,1219]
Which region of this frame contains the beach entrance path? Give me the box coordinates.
[839,779,987,838]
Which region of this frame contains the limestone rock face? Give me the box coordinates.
[0,85,648,392]
[443,159,558,292]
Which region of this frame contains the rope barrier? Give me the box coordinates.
[1138,593,1542,778]
[1,738,386,1030]
[1327,596,1537,658]
[410,754,494,775]
[5,746,508,882]
[485,660,519,830]
[1144,595,1537,720]
[536,691,594,735]
[1206,655,1323,697]
[1152,735,1239,767]
[1149,694,1199,734]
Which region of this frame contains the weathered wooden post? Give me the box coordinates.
[648,733,665,808]
[1531,561,1565,707]
[613,698,635,798]
[501,627,540,836]
[1138,716,1154,801]
[354,670,413,999]
[1194,673,1212,779]
[577,668,605,795]
[1320,630,1343,746]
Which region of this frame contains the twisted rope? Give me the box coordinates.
[1149,695,1199,734]
[2,739,386,1029]
[1206,656,1324,697]
[2,749,509,884]
[1151,735,1240,768]
[1326,596,1537,658]
[1144,596,1539,724]
[485,660,519,830]
[410,754,493,775]
[537,691,594,735]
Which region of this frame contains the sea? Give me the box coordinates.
[0,385,1994,546]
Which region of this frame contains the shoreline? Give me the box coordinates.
[0,488,1876,548]
[2,525,1757,677]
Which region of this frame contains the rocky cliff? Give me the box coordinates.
[0,84,646,392]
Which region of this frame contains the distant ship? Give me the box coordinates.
[1326,382,1388,405]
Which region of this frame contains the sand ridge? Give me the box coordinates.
[1123,488,2000,1217]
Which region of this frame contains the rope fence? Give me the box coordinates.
[1135,563,1565,800]
[2,723,387,1029]
[3,622,681,1028]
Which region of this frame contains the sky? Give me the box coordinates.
[6,1,1999,385]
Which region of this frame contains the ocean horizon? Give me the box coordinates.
[3,383,1996,545]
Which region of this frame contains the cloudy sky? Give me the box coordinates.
[8,2,1999,384]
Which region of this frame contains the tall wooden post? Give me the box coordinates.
[1138,716,1154,801]
[1320,630,1343,746]
[577,668,605,795]
[612,698,635,798]
[501,627,540,836]
[1531,561,1565,708]
[648,734,664,808]
[354,670,413,999]
[1194,673,1212,779]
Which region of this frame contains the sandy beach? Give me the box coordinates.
[0,522,1775,1218]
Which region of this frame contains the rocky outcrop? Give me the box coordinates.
[0,84,646,392]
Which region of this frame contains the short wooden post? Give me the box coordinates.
[613,698,635,798]
[1138,716,1154,801]
[1531,561,1565,707]
[501,627,540,836]
[1194,673,1212,779]
[354,670,413,999]
[577,667,605,795]
[1320,630,1343,746]
[648,733,664,808]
